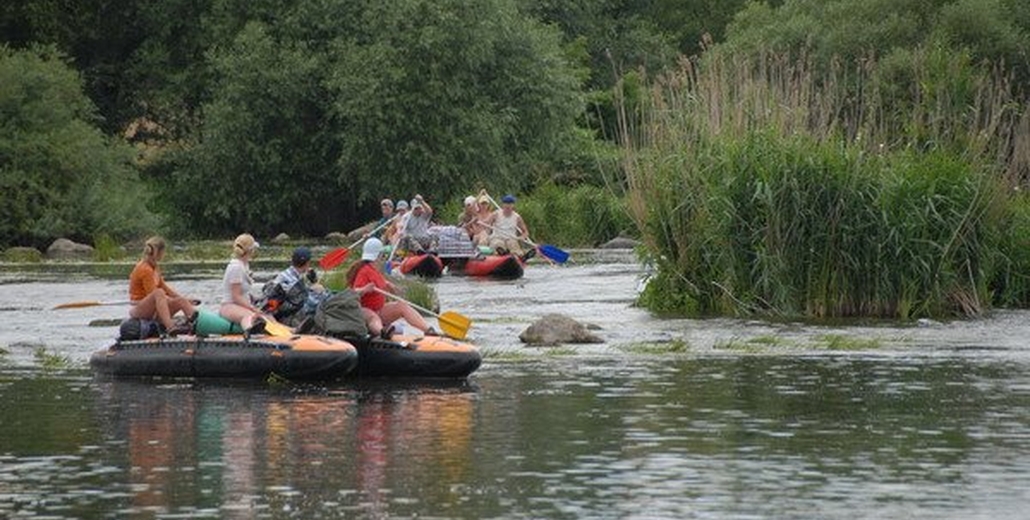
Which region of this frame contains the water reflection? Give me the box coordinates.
[92,379,478,518]
[3,355,1030,518]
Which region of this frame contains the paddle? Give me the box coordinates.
[53,300,131,310]
[53,298,202,310]
[263,317,293,337]
[383,237,401,275]
[372,288,471,340]
[319,215,400,270]
[483,194,569,264]
[477,221,570,265]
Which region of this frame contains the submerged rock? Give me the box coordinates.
[46,238,94,260]
[272,233,291,244]
[519,314,604,346]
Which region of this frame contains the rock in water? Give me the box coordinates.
[272,233,291,244]
[519,314,604,346]
[599,236,640,249]
[324,232,348,243]
[46,238,94,260]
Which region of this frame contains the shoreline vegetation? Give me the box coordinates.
[5,1,1030,321]
[622,50,1030,320]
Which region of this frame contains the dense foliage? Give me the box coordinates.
[0,46,156,249]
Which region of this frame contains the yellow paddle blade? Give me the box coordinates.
[264,318,293,337]
[438,311,471,340]
[53,301,104,310]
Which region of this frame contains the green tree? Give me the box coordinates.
[0,46,158,248]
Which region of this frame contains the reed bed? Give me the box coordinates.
[624,50,1030,318]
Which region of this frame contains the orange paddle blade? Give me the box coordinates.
[319,247,349,270]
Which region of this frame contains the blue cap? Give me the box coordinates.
[501,194,516,204]
[292,246,312,266]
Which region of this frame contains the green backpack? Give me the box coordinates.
[301,290,368,338]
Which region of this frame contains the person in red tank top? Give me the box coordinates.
[347,238,436,338]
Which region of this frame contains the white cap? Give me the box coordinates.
[362,238,384,261]
[464,195,476,206]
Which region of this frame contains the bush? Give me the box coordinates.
[625,51,1028,319]
[517,182,634,247]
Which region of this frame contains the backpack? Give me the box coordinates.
[260,278,308,322]
[301,290,368,338]
[118,318,162,341]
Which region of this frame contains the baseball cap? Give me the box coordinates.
[464,195,477,206]
[291,246,312,266]
[396,200,409,210]
[362,238,384,261]
[501,194,516,204]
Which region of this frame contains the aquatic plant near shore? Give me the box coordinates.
[622,50,1030,319]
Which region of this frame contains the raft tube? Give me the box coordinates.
[398,253,444,278]
[90,334,359,381]
[463,254,524,280]
[348,333,482,378]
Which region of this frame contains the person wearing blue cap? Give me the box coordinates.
[259,246,328,325]
[484,194,532,258]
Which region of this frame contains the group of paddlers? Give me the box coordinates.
[373,190,534,260]
[126,234,437,340]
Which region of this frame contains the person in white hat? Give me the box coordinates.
[346,238,438,337]
[458,195,478,237]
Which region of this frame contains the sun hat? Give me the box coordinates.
[501,194,516,204]
[232,233,259,258]
[361,238,384,261]
[380,199,393,208]
[464,195,477,206]
[396,200,409,210]
[291,246,312,266]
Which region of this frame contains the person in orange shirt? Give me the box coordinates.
[129,236,196,335]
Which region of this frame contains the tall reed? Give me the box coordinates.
[624,49,1030,318]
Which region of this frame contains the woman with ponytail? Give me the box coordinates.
[128,236,196,336]
[219,233,269,334]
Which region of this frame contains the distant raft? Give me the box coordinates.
[90,333,359,381]
[450,253,524,280]
[347,333,482,378]
[396,253,444,278]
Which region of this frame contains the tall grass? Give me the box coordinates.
[624,49,1030,319]
[517,183,634,247]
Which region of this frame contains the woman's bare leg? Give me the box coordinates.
[379,301,428,332]
[130,289,174,329]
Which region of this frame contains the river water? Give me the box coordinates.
[2,252,1030,518]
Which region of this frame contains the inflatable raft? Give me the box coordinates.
[396,253,444,278]
[90,333,359,381]
[91,311,359,380]
[457,254,524,280]
[346,333,482,378]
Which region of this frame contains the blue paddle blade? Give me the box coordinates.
[539,244,569,264]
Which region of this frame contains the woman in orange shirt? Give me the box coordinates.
[129,236,196,335]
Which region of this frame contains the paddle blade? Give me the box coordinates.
[319,247,350,270]
[264,318,293,337]
[539,244,569,264]
[438,311,471,340]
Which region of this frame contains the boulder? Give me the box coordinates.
[519,313,604,346]
[346,222,376,242]
[271,233,291,244]
[599,236,639,249]
[2,246,43,263]
[46,238,94,260]
[324,232,348,243]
